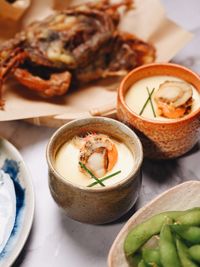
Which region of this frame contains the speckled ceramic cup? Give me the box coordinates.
[46,117,143,224]
[117,63,200,159]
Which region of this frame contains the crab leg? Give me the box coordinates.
[14,68,71,97]
[0,48,27,108]
[0,49,26,80]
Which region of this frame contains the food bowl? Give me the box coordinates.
[46,117,143,224]
[108,180,200,267]
[117,63,200,159]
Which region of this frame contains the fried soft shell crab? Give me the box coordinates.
[0,0,156,108]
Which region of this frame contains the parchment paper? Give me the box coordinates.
[0,0,193,123]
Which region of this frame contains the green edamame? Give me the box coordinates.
[176,237,198,267]
[171,224,200,244]
[160,224,181,267]
[138,259,148,267]
[188,245,200,263]
[176,209,200,226]
[142,248,161,266]
[124,210,186,256]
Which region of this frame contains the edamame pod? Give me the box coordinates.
[138,259,148,267]
[142,248,161,266]
[176,209,200,226]
[176,237,198,267]
[160,224,181,267]
[188,245,200,263]
[171,224,200,244]
[124,211,186,256]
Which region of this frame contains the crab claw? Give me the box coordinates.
[0,46,27,108]
[14,68,71,97]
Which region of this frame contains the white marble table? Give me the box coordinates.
[1,1,200,266]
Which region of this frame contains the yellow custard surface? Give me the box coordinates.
[125,76,200,120]
[55,137,135,187]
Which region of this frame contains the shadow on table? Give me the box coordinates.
[180,142,200,158]
[142,158,179,184]
[55,199,144,262]
[58,211,123,260]
[142,141,200,183]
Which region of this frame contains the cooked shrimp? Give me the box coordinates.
[77,133,118,178]
[154,81,193,119]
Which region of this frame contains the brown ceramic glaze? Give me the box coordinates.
[117,63,200,159]
[46,117,143,224]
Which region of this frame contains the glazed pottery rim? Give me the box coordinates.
[46,117,143,192]
[119,62,200,125]
[0,137,35,267]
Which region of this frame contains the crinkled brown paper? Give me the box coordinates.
[0,0,193,126]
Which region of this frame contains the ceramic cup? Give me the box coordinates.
[46,117,143,224]
[117,63,200,159]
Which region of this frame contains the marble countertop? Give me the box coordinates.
[1,1,200,266]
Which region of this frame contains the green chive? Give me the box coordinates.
[139,88,155,116]
[79,161,105,187]
[146,87,156,117]
[87,170,122,187]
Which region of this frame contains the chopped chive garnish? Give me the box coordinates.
[139,88,155,116]
[146,87,156,117]
[87,170,121,187]
[79,161,105,187]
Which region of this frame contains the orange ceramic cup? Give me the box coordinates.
[117,63,200,159]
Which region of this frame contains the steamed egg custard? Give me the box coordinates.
[55,133,134,187]
[125,76,200,120]
[0,169,16,254]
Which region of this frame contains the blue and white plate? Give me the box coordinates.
[0,138,34,267]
